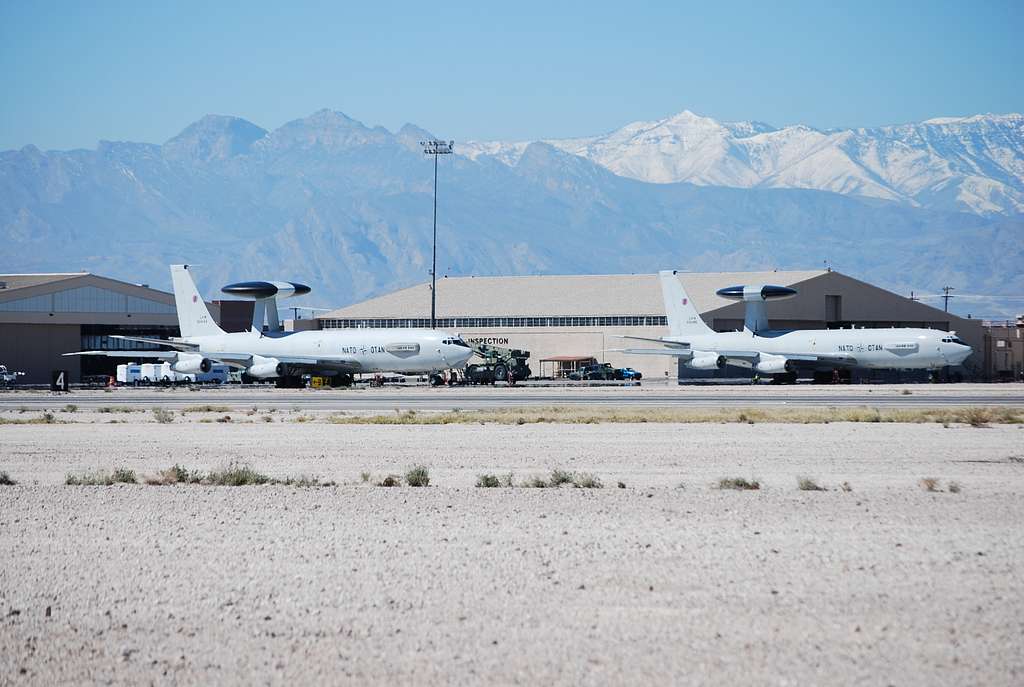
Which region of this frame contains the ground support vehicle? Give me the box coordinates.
[1,364,25,388]
[464,343,531,384]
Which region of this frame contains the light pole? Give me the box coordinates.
[420,139,454,329]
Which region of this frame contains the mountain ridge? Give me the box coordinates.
[1,109,1021,317]
[462,110,1024,217]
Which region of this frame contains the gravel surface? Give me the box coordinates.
[2,419,1022,684]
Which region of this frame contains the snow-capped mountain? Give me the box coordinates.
[461,111,1024,216]
[1,109,1021,317]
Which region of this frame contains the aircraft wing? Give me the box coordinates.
[794,352,858,366]
[714,351,860,366]
[615,335,690,349]
[206,352,364,373]
[65,349,362,373]
[617,348,695,358]
[109,335,198,351]
[63,351,180,359]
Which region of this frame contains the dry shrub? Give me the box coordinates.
[66,467,137,486]
[718,477,760,490]
[405,466,430,487]
[548,469,574,487]
[320,405,1023,426]
[182,405,231,414]
[207,465,271,486]
[144,464,203,485]
[920,477,941,492]
[572,473,603,489]
[797,477,827,491]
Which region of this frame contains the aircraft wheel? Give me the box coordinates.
[429,374,444,387]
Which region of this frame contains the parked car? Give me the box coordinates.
[570,363,616,381]
[618,367,643,380]
[569,363,643,381]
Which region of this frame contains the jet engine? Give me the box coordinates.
[247,359,286,379]
[687,353,726,370]
[754,354,793,374]
[171,353,212,374]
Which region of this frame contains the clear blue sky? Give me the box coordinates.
[1,0,1021,150]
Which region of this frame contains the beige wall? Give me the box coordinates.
[0,324,81,385]
[984,325,1024,380]
[455,326,675,381]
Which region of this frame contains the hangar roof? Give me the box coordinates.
[0,273,89,291]
[322,270,828,318]
[0,271,218,325]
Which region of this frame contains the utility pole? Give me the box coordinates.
[420,139,454,328]
[941,285,955,312]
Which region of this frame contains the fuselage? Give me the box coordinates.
[181,328,474,375]
[676,327,972,370]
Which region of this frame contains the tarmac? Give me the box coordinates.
[0,381,1021,412]
[1,391,1022,684]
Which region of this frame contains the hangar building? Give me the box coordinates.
[0,272,220,384]
[319,270,984,381]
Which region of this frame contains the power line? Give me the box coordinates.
[941,286,954,312]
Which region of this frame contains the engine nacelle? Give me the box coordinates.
[247,359,286,379]
[687,353,726,370]
[755,354,793,374]
[171,353,212,375]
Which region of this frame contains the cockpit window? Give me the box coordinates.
[443,337,471,347]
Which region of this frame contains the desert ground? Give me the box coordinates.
[1,391,1022,684]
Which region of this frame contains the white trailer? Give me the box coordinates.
[139,363,162,384]
[116,363,144,385]
[195,363,230,384]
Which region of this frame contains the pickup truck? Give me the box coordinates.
[569,363,643,381]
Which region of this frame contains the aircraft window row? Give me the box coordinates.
[321,315,669,329]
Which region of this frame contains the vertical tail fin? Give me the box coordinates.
[659,270,714,337]
[170,265,225,338]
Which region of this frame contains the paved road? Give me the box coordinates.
[2,384,1021,411]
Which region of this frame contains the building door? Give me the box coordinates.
[825,295,842,323]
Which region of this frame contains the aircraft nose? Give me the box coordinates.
[952,344,972,364]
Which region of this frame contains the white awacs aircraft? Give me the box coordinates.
[66,264,474,387]
[619,271,972,378]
